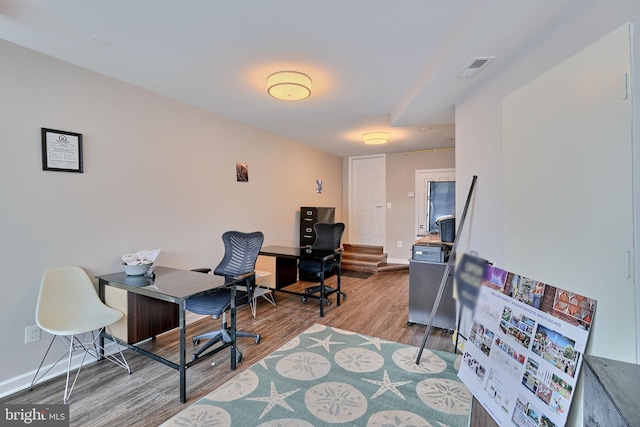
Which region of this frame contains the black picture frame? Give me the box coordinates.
[41,128,83,173]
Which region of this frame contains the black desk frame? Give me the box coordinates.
[97,266,241,403]
[259,245,342,317]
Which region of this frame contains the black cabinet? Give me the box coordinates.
[299,207,335,281]
[299,207,335,246]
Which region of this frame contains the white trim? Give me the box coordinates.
[414,168,456,237]
[1,314,209,399]
[629,22,640,364]
[0,335,126,399]
[387,257,410,265]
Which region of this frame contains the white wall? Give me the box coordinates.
[0,39,343,395]
[455,2,640,425]
[503,23,634,362]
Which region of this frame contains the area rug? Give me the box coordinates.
[161,324,471,427]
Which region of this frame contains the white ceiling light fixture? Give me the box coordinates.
[362,131,389,145]
[267,71,312,101]
[454,56,495,79]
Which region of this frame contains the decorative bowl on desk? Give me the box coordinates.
[123,263,152,276]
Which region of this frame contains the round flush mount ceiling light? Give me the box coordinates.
[267,71,312,101]
[362,131,389,145]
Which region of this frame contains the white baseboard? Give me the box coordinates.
[186,312,208,323]
[0,335,127,399]
[387,257,410,265]
[0,315,209,400]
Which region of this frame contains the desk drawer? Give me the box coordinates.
[412,245,445,262]
[105,287,179,344]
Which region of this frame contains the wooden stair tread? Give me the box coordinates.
[342,244,384,254]
[342,258,383,266]
[342,252,386,262]
[341,244,407,274]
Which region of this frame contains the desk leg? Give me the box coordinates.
[230,281,237,370]
[319,259,325,318]
[336,258,342,307]
[179,300,186,403]
[97,279,106,360]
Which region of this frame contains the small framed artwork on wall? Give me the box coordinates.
[41,128,83,173]
[236,162,248,182]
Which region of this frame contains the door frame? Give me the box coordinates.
[348,154,386,248]
[415,168,455,237]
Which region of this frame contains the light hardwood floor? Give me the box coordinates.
[2,270,497,426]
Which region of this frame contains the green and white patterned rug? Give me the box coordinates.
[162,324,471,426]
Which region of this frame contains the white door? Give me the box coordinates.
[349,155,385,247]
[415,168,455,236]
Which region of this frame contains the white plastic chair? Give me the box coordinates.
[30,266,130,403]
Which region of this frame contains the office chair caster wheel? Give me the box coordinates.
[192,338,200,346]
[324,298,331,306]
[255,335,261,344]
[301,296,307,303]
[341,293,347,300]
[236,351,243,364]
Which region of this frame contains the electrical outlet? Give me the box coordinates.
[397,240,403,248]
[25,325,40,344]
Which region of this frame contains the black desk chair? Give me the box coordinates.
[299,222,346,305]
[186,231,263,362]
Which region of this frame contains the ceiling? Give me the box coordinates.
[0,0,579,158]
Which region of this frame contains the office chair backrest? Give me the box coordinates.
[311,222,345,251]
[214,231,264,278]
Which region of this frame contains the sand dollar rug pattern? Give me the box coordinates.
[162,324,471,426]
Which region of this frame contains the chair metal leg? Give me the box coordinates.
[249,286,276,318]
[249,295,257,318]
[30,335,64,391]
[102,327,131,373]
[63,334,86,404]
[192,312,261,360]
[192,333,224,359]
[261,291,276,307]
[30,328,130,403]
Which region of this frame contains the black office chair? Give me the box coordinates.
[299,222,346,305]
[186,231,263,362]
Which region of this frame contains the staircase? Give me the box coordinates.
[341,244,409,274]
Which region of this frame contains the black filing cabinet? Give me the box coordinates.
[299,207,335,246]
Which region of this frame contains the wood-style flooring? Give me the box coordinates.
[2,270,497,427]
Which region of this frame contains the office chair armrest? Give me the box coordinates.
[233,271,256,281]
[191,268,212,274]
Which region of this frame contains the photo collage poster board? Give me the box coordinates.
[457,265,596,427]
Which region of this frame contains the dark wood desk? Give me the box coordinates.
[257,245,299,289]
[259,245,342,317]
[97,266,239,403]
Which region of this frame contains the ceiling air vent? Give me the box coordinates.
[454,56,495,79]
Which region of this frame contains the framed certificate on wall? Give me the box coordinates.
[41,128,83,173]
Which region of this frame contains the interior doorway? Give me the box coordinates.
[415,168,455,236]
